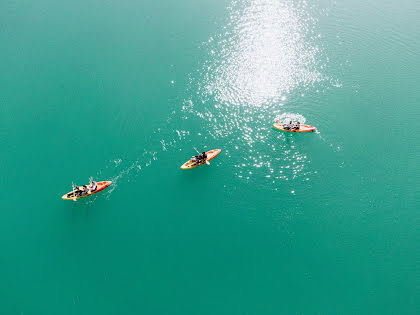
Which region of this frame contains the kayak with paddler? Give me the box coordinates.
[273,119,316,133]
[180,148,221,169]
[62,180,112,201]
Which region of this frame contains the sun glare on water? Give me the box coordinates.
[199,0,323,108]
[182,0,330,186]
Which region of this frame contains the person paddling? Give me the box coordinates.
[81,185,89,196]
[192,155,200,164]
[283,121,293,130]
[194,148,210,165]
[72,183,77,201]
[199,151,207,162]
[88,180,97,194]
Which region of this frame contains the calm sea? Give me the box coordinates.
[0,0,418,314]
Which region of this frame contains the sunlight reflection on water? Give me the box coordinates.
[184,0,330,185]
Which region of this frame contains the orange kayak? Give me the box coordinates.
[273,123,316,133]
[62,181,112,200]
[180,149,221,169]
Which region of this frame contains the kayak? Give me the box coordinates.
[180,149,221,169]
[61,181,112,200]
[273,123,316,133]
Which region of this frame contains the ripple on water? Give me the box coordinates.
[199,0,325,108]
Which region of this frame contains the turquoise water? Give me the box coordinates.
[1,0,419,313]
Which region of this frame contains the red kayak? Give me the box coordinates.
[62,181,112,200]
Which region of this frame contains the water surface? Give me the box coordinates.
[0,0,418,314]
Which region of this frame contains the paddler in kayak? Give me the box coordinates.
[197,151,208,164]
[292,121,301,130]
[71,185,82,201]
[88,180,97,194]
[80,185,89,196]
[192,151,208,165]
[70,182,94,201]
[200,151,207,162]
[283,121,293,130]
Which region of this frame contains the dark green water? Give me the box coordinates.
[1,0,418,314]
